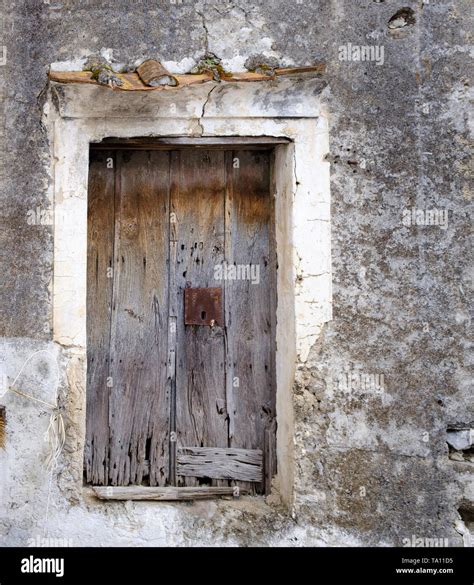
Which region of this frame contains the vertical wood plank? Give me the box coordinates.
[227,150,276,495]
[108,150,170,486]
[268,151,278,485]
[85,150,115,485]
[167,314,177,484]
[172,149,228,487]
[264,419,277,495]
[168,162,179,484]
[224,151,235,445]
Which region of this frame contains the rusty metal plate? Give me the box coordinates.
[184,287,223,326]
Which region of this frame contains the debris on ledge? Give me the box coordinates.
[188,52,230,82]
[136,60,178,87]
[244,54,280,76]
[83,55,124,88]
[49,63,326,91]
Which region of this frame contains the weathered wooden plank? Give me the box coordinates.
[273,65,325,76]
[85,149,116,485]
[224,152,235,443]
[49,65,326,91]
[267,152,278,490]
[167,313,177,485]
[0,406,5,450]
[168,156,179,485]
[227,150,276,495]
[264,420,277,495]
[107,150,170,486]
[172,150,228,488]
[92,137,291,149]
[177,447,262,482]
[92,486,242,501]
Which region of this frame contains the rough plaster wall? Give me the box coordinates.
[0,0,472,547]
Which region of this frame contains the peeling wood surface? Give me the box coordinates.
[92,486,242,500]
[177,447,263,482]
[49,64,326,91]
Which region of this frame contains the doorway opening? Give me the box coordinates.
[85,138,286,496]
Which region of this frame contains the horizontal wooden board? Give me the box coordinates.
[91,137,291,150]
[49,64,326,91]
[92,486,242,500]
[177,447,263,482]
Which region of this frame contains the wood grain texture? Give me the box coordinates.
[92,137,290,149]
[167,157,179,485]
[86,146,277,494]
[171,150,228,487]
[226,150,276,494]
[92,486,242,500]
[224,152,236,444]
[85,150,116,485]
[264,420,277,495]
[107,150,170,486]
[177,447,262,482]
[0,406,5,450]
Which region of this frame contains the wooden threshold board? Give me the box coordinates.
[92,486,243,501]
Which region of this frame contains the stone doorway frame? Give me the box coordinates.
[45,77,332,507]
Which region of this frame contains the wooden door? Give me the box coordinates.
[85,146,276,495]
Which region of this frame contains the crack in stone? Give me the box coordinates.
[196,9,210,52]
[196,84,218,135]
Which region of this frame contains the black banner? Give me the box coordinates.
[0,547,471,585]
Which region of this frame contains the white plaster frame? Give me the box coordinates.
[46,78,331,507]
